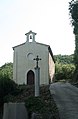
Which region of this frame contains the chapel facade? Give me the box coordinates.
[13,31,55,85]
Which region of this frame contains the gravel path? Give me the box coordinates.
[50,82,78,119]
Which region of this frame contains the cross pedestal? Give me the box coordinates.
[35,67,40,97]
[34,55,41,97]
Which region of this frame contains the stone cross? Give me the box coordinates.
[33,55,41,68]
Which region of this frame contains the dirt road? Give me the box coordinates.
[50,82,78,119]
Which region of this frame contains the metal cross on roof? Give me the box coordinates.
[33,55,41,68]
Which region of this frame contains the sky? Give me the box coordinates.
[0,0,75,66]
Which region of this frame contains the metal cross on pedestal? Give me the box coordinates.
[33,55,41,68]
[33,55,41,97]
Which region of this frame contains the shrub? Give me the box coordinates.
[25,96,47,114]
[0,77,17,103]
[55,63,75,81]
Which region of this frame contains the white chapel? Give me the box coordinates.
[13,30,55,85]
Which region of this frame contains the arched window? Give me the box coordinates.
[27,70,35,85]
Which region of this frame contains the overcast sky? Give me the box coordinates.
[0,0,75,66]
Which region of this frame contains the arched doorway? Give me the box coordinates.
[27,70,35,85]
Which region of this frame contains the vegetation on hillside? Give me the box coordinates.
[54,54,75,82]
[55,62,75,82]
[54,54,74,64]
[0,63,13,79]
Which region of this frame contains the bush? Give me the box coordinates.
[25,95,59,119]
[0,77,17,103]
[0,63,13,80]
[25,96,47,114]
[55,63,75,81]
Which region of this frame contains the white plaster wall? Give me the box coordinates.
[13,42,50,85]
[49,53,55,82]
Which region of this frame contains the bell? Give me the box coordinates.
[30,35,32,39]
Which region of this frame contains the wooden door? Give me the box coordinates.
[27,70,34,85]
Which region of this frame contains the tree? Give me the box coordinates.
[54,54,74,64]
[0,63,13,79]
[69,0,78,81]
[55,62,75,81]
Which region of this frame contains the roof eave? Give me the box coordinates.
[48,46,55,63]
